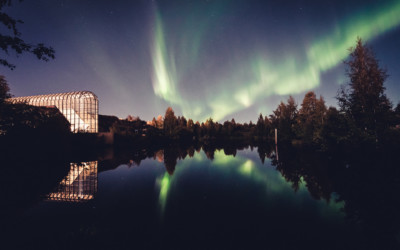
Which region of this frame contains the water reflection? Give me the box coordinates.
[105,142,273,176]
[104,142,400,249]
[156,172,171,212]
[46,161,98,202]
[4,141,400,249]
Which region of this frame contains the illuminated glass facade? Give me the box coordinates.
[8,91,98,133]
[46,161,98,202]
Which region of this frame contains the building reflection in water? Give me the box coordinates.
[46,161,98,202]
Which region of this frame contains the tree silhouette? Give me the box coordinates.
[150,117,157,127]
[0,75,11,103]
[338,38,392,141]
[297,91,326,143]
[205,117,216,137]
[0,0,55,70]
[0,75,11,133]
[270,96,298,143]
[164,147,178,175]
[222,120,234,136]
[156,115,163,129]
[395,103,400,126]
[321,107,351,148]
[256,113,265,136]
[163,107,177,136]
[187,118,194,130]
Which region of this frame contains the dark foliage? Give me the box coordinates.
[270,142,400,249]
[337,38,393,142]
[269,96,298,143]
[0,0,54,69]
[0,75,11,102]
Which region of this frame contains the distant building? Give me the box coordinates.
[8,91,98,133]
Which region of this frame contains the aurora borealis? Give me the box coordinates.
[2,0,400,122]
[152,148,344,217]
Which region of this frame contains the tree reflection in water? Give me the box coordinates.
[269,144,400,249]
[102,141,400,248]
[3,140,399,249]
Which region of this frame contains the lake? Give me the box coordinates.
[3,145,400,249]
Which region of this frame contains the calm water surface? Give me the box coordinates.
[6,148,391,249]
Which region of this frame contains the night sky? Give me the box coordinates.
[2,0,400,122]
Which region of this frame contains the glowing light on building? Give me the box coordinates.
[46,161,98,202]
[8,91,98,133]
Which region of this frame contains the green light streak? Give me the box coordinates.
[156,148,344,217]
[207,1,400,120]
[177,3,224,71]
[151,1,400,122]
[151,11,181,106]
[158,172,171,212]
[238,160,254,175]
[212,151,287,193]
[208,58,321,120]
[212,152,345,213]
[212,150,241,166]
[308,1,400,72]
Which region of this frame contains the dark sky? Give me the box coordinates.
[2,0,400,122]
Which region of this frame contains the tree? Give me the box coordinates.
[164,107,177,136]
[321,107,352,148]
[204,117,216,137]
[297,91,327,143]
[156,115,163,129]
[187,118,194,130]
[150,117,157,127]
[1,103,70,135]
[126,115,140,121]
[1,0,55,70]
[0,75,11,103]
[0,75,11,134]
[256,113,265,136]
[395,103,400,126]
[337,38,392,141]
[222,120,234,136]
[178,115,187,128]
[164,147,178,175]
[270,96,298,142]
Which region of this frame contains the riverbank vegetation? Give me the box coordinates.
[2,38,400,249]
[1,38,400,154]
[99,40,400,153]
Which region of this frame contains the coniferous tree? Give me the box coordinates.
[337,38,392,141]
[164,107,177,136]
[151,117,157,127]
[256,113,265,136]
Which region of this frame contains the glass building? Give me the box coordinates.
[46,161,98,202]
[8,91,98,133]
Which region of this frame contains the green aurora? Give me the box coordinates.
[156,150,344,216]
[151,1,400,122]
